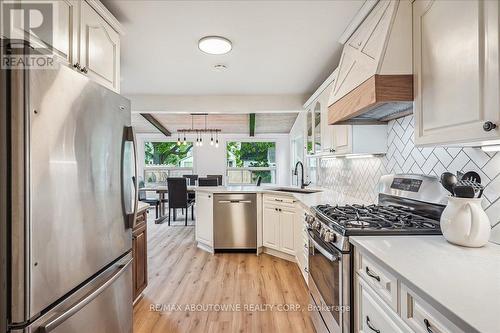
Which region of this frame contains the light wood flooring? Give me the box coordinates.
[133,211,315,333]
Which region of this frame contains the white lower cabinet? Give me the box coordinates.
[355,248,467,333]
[195,192,213,250]
[401,284,465,333]
[295,206,310,283]
[262,195,310,284]
[262,205,280,250]
[262,198,296,256]
[356,278,408,333]
[355,248,398,311]
[279,208,295,255]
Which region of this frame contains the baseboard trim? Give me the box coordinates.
[262,247,297,262]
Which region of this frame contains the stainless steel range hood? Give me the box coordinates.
[328,0,413,125]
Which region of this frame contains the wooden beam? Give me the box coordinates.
[328,74,413,124]
[249,113,255,137]
[140,113,171,136]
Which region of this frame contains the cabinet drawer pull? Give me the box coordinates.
[366,316,380,333]
[424,319,434,333]
[274,198,283,202]
[365,266,380,282]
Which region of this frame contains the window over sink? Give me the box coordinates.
[226,141,276,185]
[143,142,194,185]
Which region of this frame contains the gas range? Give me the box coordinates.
[306,174,449,333]
[306,174,448,252]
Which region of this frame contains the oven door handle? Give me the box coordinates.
[308,230,339,262]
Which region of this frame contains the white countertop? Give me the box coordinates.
[137,201,150,213]
[194,185,370,208]
[350,235,500,333]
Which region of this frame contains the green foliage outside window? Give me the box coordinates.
[226,142,276,167]
[226,142,276,183]
[145,142,193,166]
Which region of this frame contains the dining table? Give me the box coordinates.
[138,185,197,224]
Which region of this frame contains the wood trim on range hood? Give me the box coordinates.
[328,74,414,125]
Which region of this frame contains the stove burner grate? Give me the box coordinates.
[315,204,440,232]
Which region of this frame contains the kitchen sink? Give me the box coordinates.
[271,188,322,194]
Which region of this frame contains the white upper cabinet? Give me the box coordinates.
[3,0,122,93]
[413,0,500,146]
[332,125,351,154]
[330,0,401,104]
[3,0,79,65]
[80,1,121,92]
[334,125,387,155]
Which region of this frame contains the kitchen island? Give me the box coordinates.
[194,185,366,281]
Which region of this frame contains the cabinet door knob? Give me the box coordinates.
[80,67,88,74]
[483,121,497,132]
[73,62,81,70]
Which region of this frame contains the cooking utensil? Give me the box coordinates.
[456,179,484,198]
[440,172,458,195]
[453,185,475,198]
[462,171,481,184]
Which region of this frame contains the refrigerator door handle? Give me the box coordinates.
[38,258,133,333]
[122,126,139,228]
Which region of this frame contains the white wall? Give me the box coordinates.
[136,133,290,186]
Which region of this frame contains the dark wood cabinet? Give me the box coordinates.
[133,209,148,304]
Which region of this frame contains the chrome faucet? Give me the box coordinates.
[294,161,310,189]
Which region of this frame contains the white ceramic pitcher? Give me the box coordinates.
[440,197,491,248]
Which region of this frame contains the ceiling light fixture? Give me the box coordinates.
[198,36,232,55]
[177,114,222,149]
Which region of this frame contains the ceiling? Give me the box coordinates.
[132,113,298,135]
[102,0,364,96]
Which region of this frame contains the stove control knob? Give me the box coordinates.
[324,231,336,243]
[312,220,321,230]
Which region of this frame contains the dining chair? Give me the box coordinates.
[206,174,223,185]
[198,177,218,186]
[167,177,195,226]
[182,174,199,186]
[138,180,160,218]
[182,174,198,208]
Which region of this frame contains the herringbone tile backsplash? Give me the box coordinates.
[319,115,500,242]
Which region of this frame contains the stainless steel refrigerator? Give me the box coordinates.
[1,41,138,333]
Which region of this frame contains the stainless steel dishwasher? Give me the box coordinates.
[213,193,257,250]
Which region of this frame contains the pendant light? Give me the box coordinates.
[176,114,221,149]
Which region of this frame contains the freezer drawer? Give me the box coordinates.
[213,193,257,249]
[12,253,133,333]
